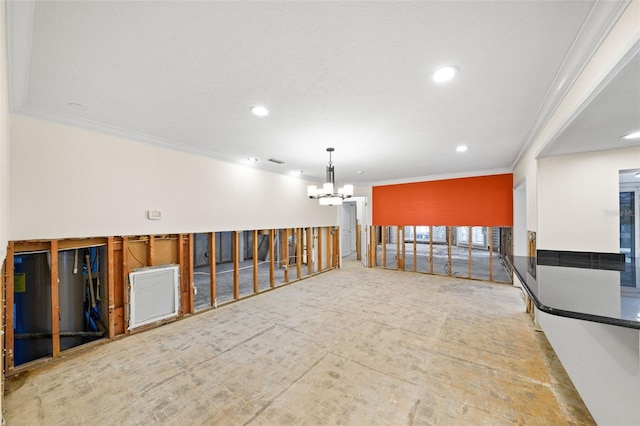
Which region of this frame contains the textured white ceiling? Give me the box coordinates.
[7,0,635,184]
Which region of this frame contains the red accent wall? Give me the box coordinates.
[372,174,513,226]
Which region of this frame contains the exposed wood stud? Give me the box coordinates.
[296,228,302,279]
[6,241,15,369]
[413,226,417,272]
[325,227,331,269]
[371,226,376,267]
[468,226,473,278]
[429,226,433,273]
[269,229,275,288]
[382,226,387,268]
[50,240,60,357]
[107,237,116,338]
[233,231,240,299]
[306,228,313,276]
[148,235,155,266]
[178,234,186,315]
[122,236,130,334]
[489,226,494,281]
[356,223,361,260]
[283,229,290,284]
[188,234,194,313]
[395,227,400,270]
[209,232,217,307]
[253,230,259,293]
[447,226,452,275]
[317,227,323,272]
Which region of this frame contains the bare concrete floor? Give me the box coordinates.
[4,260,594,425]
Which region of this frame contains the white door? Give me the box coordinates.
[341,203,356,257]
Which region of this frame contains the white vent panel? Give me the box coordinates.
[128,265,180,330]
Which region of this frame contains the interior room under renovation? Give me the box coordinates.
[1,0,640,424]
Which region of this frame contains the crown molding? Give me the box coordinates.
[511,0,632,168]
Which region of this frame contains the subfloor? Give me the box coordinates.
[4,259,594,425]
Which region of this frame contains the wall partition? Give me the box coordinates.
[371,174,513,283]
[373,225,512,283]
[3,226,338,375]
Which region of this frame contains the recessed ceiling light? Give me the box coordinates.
[433,66,458,83]
[247,157,258,163]
[357,170,365,175]
[621,131,640,140]
[456,145,468,153]
[250,105,269,117]
[635,172,640,178]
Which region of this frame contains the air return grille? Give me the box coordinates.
[128,265,180,330]
[267,158,285,164]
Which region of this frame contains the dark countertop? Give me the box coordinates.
[512,255,640,330]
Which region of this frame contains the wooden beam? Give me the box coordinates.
[296,228,302,279]
[447,227,452,275]
[13,241,49,253]
[370,226,376,268]
[429,226,433,273]
[107,237,116,338]
[269,229,275,288]
[336,227,340,268]
[253,230,259,293]
[283,229,290,283]
[122,236,130,334]
[356,222,361,261]
[489,227,494,281]
[396,227,400,270]
[148,235,155,266]
[317,227,323,272]
[382,226,387,268]
[177,234,184,313]
[50,240,60,357]
[209,232,217,307]
[325,227,331,269]
[468,226,473,279]
[413,226,417,272]
[58,238,108,251]
[6,242,15,369]
[306,227,313,276]
[233,231,240,299]
[188,234,194,313]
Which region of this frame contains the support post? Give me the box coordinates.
[6,242,15,369]
[317,227,323,272]
[253,230,259,293]
[284,229,290,284]
[50,240,60,357]
[209,232,217,307]
[296,228,302,279]
[307,227,313,276]
[107,237,116,338]
[489,227,494,281]
[233,231,240,299]
[468,226,473,278]
[269,229,275,288]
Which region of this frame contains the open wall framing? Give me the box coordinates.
[3,226,338,375]
[370,225,513,283]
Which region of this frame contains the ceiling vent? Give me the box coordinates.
[268,158,285,165]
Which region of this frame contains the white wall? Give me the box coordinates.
[9,114,337,240]
[512,0,640,241]
[538,147,640,252]
[0,0,8,418]
[537,311,640,425]
[513,180,527,256]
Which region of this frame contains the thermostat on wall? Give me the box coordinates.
[147,210,162,220]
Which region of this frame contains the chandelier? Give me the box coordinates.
[307,147,353,206]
